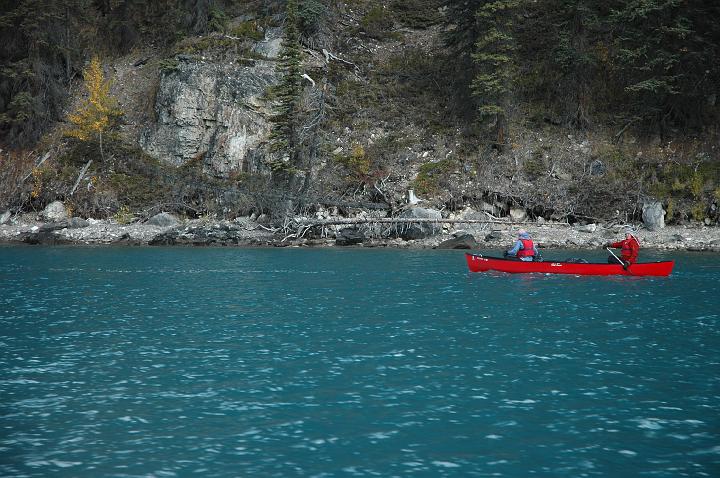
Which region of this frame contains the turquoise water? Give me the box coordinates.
[1,246,718,477]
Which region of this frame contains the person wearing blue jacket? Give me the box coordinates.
[505,229,540,261]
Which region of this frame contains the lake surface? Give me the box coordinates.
[1,246,719,477]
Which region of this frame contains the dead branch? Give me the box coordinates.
[70,159,93,196]
[322,48,360,73]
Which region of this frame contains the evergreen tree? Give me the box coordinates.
[470,0,520,145]
[610,0,720,134]
[442,0,484,118]
[0,0,94,147]
[268,0,303,176]
[515,0,607,128]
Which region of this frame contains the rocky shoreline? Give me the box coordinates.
[2,211,719,253]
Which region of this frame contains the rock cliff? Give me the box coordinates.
[141,57,276,176]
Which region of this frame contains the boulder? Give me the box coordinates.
[398,207,442,240]
[478,201,500,216]
[0,210,11,225]
[484,230,504,241]
[40,201,67,222]
[437,234,479,250]
[147,212,180,227]
[642,200,665,231]
[68,217,90,229]
[335,228,364,246]
[576,223,597,233]
[509,208,527,222]
[671,234,685,242]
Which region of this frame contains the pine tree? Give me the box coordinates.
[268,0,303,175]
[471,0,520,145]
[66,56,122,160]
[0,0,94,147]
[609,0,720,134]
[442,0,483,118]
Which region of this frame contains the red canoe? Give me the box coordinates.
[465,253,674,277]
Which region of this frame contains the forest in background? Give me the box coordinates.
[1,0,719,224]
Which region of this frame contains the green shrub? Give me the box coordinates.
[390,0,442,28]
[230,21,264,41]
[298,0,326,36]
[113,205,134,224]
[524,151,546,179]
[361,5,394,39]
[335,143,371,178]
[412,159,455,195]
[691,201,706,221]
[208,7,229,33]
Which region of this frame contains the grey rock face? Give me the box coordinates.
[40,201,68,222]
[437,234,479,250]
[141,59,277,175]
[147,212,180,227]
[335,228,364,246]
[252,27,283,59]
[0,211,10,225]
[397,207,442,240]
[642,200,665,231]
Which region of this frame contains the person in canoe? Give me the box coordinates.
[504,229,541,261]
[606,229,640,266]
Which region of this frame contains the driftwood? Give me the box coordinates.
[280,217,571,242]
[21,152,51,182]
[293,217,571,227]
[322,48,360,73]
[70,160,93,196]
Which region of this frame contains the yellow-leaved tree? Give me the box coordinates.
[66,56,122,161]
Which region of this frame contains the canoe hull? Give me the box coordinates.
[465,254,674,277]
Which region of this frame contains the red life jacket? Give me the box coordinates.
[517,238,535,257]
[621,237,639,263]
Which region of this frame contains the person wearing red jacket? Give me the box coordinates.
[606,230,640,266]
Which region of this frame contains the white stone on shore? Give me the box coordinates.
[40,201,68,222]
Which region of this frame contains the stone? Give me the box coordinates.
[671,234,685,242]
[147,212,180,227]
[397,207,442,240]
[536,216,546,224]
[484,230,504,241]
[576,223,597,233]
[436,234,479,250]
[590,159,606,176]
[509,208,527,222]
[335,228,364,246]
[141,58,277,176]
[39,221,68,232]
[0,210,10,225]
[68,217,90,228]
[555,169,573,181]
[642,200,665,231]
[40,201,68,222]
[478,201,500,216]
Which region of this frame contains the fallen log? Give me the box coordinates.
[293,217,571,227]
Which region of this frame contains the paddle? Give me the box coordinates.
[606,247,629,270]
